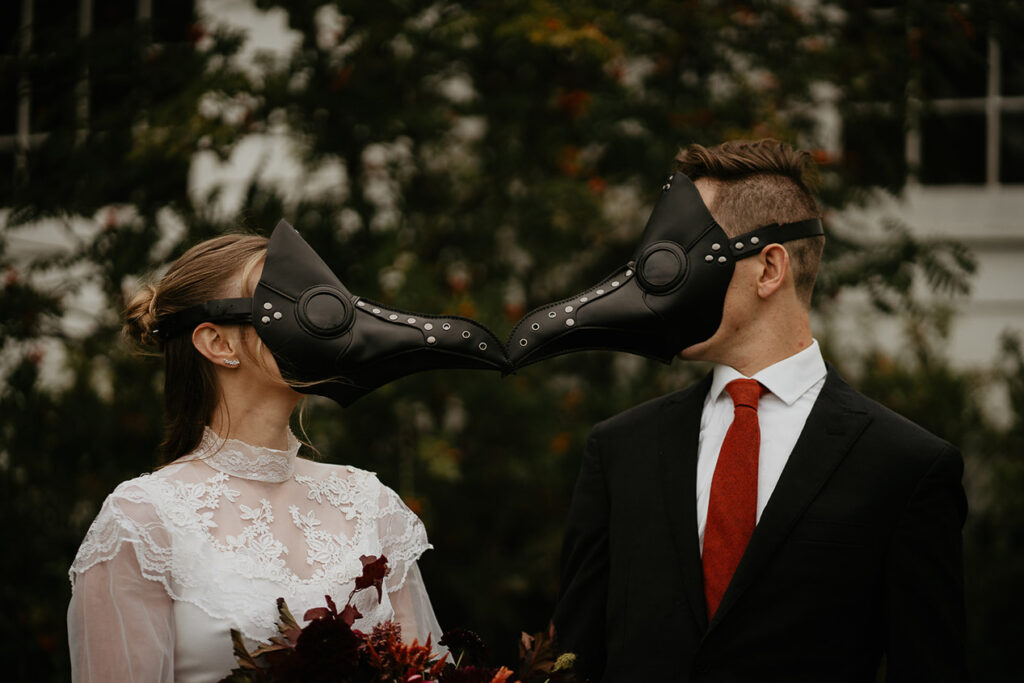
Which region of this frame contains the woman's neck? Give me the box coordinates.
[208,382,301,451]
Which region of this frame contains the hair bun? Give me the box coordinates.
[123,284,161,348]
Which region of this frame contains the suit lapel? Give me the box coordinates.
[658,373,713,632]
[706,367,873,632]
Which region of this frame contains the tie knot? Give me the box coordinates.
[725,378,765,410]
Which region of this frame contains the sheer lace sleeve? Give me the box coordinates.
[374,484,443,645]
[390,561,445,647]
[68,482,175,683]
[375,484,431,592]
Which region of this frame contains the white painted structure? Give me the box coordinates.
[824,184,1024,371]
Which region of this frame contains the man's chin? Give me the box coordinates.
[677,333,726,363]
[677,344,707,362]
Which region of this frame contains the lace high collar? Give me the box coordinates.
[188,427,300,483]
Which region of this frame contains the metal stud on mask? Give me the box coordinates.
[505,173,823,369]
[153,221,510,406]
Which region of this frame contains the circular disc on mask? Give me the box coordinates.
[296,286,354,338]
[637,241,688,293]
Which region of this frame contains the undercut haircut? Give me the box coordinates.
[674,139,825,307]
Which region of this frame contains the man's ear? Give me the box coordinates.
[192,323,240,366]
[756,244,790,300]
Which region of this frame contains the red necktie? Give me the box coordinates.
[702,378,766,620]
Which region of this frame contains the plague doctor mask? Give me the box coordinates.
[153,221,510,406]
[506,172,824,368]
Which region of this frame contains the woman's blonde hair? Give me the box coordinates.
[124,234,269,461]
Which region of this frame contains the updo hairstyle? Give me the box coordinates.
[124,234,269,461]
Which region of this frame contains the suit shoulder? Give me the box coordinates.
[829,374,959,467]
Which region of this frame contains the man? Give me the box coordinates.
[551,140,968,682]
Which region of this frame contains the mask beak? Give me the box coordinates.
[506,173,822,370]
[253,221,510,406]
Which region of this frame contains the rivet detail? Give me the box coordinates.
[462,330,471,338]
[612,281,620,287]
[565,305,574,313]
[389,314,398,320]
[718,256,727,263]
[478,342,487,350]
[372,308,381,314]
[407,318,416,324]
[735,242,744,249]
[424,323,433,330]
[580,297,589,303]
[751,236,760,245]
[596,289,605,295]
[531,323,540,330]
[712,243,721,251]
[427,336,436,344]
[705,255,714,262]
[263,302,272,310]
[273,312,282,320]
[548,311,557,318]
[566,319,575,326]
[520,339,528,346]
[443,323,451,330]
[261,315,271,324]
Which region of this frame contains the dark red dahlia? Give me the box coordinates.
[439,628,488,666]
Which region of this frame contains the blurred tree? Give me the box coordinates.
[961,333,1024,681]
[0,0,1018,680]
[835,320,1024,682]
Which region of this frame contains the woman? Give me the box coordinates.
[68,234,444,682]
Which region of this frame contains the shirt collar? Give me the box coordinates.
[708,340,826,407]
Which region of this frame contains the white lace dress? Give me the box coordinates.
[67,429,444,683]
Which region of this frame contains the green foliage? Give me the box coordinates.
[838,322,1024,681]
[0,1,1019,680]
[962,333,1024,680]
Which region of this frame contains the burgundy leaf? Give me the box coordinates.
[303,607,331,621]
[355,555,390,603]
[340,603,362,627]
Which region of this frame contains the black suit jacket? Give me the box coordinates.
[553,366,968,682]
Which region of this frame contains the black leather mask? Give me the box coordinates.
[506,172,823,368]
[153,221,509,406]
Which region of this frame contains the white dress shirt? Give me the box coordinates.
[696,340,827,552]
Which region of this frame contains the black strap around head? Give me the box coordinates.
[151,298,253,342]
[728,218,824,261]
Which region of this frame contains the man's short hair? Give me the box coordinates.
[674,139,825,307]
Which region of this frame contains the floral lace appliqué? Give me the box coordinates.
[295,471,363,520]
[69,456,430,643]
[289,505,361,580]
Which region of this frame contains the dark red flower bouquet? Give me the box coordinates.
[439,627,578,683]
[219,555,578,683]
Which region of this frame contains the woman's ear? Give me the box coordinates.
[756,244,790,300]
[192,323,240,367]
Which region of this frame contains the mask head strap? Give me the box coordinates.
[151,298,252,342]
[728,218,824,261]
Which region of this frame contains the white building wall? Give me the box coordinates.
[831,185,1024,368]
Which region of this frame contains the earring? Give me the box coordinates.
[223,359,240,367]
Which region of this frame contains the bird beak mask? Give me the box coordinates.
[153,221,509,406]
[505,173,824,368]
